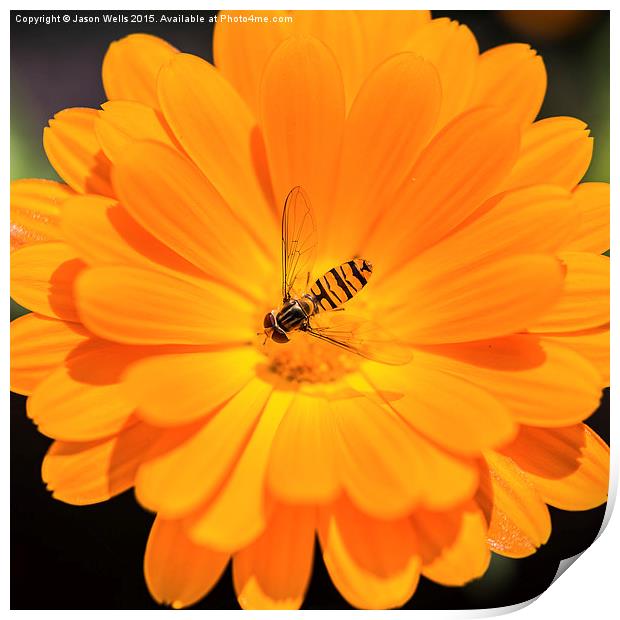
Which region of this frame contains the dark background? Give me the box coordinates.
[11,9,610,610]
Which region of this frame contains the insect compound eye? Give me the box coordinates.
[263,313,275,329]
[271,329,290,344]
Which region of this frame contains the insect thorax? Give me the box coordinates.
[276,298,313,333]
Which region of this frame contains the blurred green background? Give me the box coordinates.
[10,9,610,611]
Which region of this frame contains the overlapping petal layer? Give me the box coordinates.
[102,33,178,108]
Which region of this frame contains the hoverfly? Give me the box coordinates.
[262,186,411,365]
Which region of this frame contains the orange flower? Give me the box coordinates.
[10,10,609,610]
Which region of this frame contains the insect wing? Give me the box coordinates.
[304,313,412,366]
[281,186,317,301]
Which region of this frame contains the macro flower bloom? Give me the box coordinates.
[10,10,610,610]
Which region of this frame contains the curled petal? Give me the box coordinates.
[500,424,609,510]
[477,452,551,558]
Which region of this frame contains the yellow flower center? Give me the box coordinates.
[255,335,361,385]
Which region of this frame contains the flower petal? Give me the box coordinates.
[294,11,366,109]
[214,11,293,115]
[218,10,430,115]
[60,194,202,277]
[10,314,89,395]
[233,504,315,610]
[403,185,577,276]
[42,419,160,505]
[418,335,603,427]
[368,107,520,268]
[157,53,277,235]
[11,242,84,322]
[563,183,610,253]
[331,389,476,518]
[318,495,421,609]
[357,10,430,72]
[185,391,294,552]
[477,452,551,558]
[383,255,565,344]
[471,43,546,128]
[43,108,113,196]
[403,18,479,127]
[260,36,345,224]
[10,179,74,250]
[363,362,515,455]
[531,252,609,332]
[541,326,609,386]
[144,516,228,609]
[95,101,178,164]
[325,53,441,258]
[412,501,490,586]
[112,140,273,300]
[267,392,340,503]
[76,266,255,345]
[502,117,592,191]
[500,424,609,511]
[135,378,271,518]
[102,33,178,109]
[27,342,147,441]
[123,349,262,426]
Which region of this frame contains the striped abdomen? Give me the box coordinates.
[307,259,373,313]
